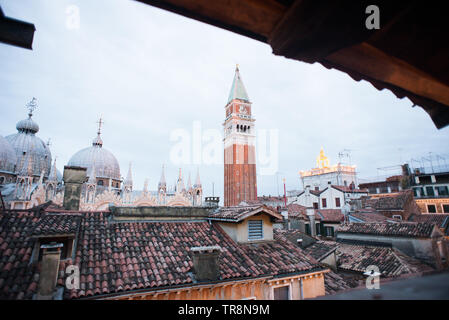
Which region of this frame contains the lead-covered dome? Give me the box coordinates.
[5,99,52,177]
[0,135,17,174]
[67,131,120,181]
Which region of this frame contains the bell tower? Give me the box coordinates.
[223,66,257,206]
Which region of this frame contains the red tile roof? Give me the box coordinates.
[408,214,449,228]
[365,190,414,210]
[337,222,437,238]
[0,209,321,300]
[349,212,402,223]
[31,213,82,236]
[316,209,344,223]
[337,244,434,277]
[302,241,338,261]
[324,271,358,295]
[286,203,307,219]
[331,185,369,193]
[208,205,283,222]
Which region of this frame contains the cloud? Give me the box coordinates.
[1,0,448,200]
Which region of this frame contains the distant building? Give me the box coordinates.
[289,185,368,210]
[410,169,449,214]
[0,101,204,210]
[299,148,358,191]
[358,175,403,194]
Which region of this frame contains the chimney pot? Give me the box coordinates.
[190,246,221,281]
[36,242,62,300]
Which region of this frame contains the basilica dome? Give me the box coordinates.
[5,100,52,178]
[0,135,17,174]
[67,131,121,181]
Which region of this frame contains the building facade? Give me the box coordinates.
[223,66,257,206]
[299,148,358,191]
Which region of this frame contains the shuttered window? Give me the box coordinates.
[248,220,263,240]
[273,286,289,300]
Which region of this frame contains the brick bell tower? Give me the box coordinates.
[223,65,257,206]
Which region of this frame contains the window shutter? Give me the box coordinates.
[248,220,263,240]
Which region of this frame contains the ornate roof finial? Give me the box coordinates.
[26,97,37,118]
[96,116,104,135]
[92,116,104,147]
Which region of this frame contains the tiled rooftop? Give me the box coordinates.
[337,222,436,238]
[408,214,449,228]
[302,241,338,261]
[337,243,434,277]
[365,190,414,210]
[324,271,358,295]
[208,205,282,222]
[331,185,369,193]
[316,209,344,223]
[0,209,321,300]
[349,212,402,223]
[286,203,307,219]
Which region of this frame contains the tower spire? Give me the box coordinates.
[194,167,201,187]
[124,162,133,187]
[227,65,250,104]
[187,172,192,191]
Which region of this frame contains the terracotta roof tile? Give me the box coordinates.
[208,205,282,222]
[302,241,338,261]
[337,222,436,238]
[0,210,321,300]
[408,214,449,228]
[316,209,344,223]
[337,243,434,277]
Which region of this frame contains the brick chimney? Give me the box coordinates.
[63,166,87,211]
[36,242,63,300]
[190,246,221,281]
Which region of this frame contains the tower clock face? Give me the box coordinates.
[239,105,247,114]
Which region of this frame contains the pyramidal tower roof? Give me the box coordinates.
[227,65,250,104]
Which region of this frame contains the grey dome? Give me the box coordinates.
[0,135,17,174]
[67,133,120,181]
[16,117,39,134]
[5,115,52,177]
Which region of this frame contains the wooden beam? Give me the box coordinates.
[135,0,287,42]
[326,42,449,108]
[0,9,35,50]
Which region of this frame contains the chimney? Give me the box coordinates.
[36,242,63,300]
[63,166,87,211]
[305,185,310,196]
[190,246,221,281]
[306,208,316,237]
[204,197,220,208]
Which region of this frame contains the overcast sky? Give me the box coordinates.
[1,0,448,200]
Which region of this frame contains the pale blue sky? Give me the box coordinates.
[1,0,448,199]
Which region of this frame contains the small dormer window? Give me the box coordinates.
[248,220,263,241]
